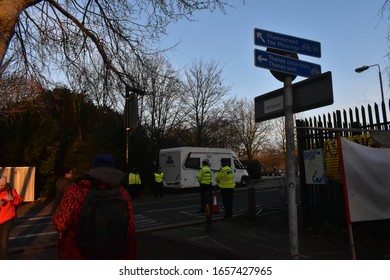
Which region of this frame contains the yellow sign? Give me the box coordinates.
[323,134,375,184]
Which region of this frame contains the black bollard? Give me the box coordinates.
[248,183,256,221]
[205,204,212,232]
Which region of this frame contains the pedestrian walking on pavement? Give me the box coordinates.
[154,166,164,198]
[0,175,23,259]
[53,166,73,210]
[216,159,235,218]
[52,154,136,260]
[197,159,213,213]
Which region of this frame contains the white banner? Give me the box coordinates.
[340,137,390,222]
[0,166,35,201]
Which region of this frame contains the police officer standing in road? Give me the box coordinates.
[197,159,213,213]
[128,168,141,199]
[216,159,235,218]
[154,166,164,198]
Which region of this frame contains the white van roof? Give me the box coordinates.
[160,146,238,156]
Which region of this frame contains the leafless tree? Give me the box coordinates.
[268,113,302,169]
[0,0,233,99]
[135,54,185,151]
[182,59,231,146]
[271,117,286,157]
[228,98,273,160]
[0,70,44,116]
[378,1,390,79]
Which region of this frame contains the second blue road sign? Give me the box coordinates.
[254,49,321,78]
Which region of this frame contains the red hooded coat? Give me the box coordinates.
[0,186,23,224]
[52,167,136,260]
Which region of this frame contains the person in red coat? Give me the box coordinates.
[0,175,23,259]
[52,154,136,260]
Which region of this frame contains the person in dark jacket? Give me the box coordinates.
[53,166,73,210]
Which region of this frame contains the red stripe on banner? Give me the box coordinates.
[337,135,352,225]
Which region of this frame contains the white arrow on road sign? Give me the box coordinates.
[256,31,266,43]
[254,28,321,58]
[256,53,267,63]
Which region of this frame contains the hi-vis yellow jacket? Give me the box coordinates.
[216,166,235,189]
[198,165,212,185]
[129,173,141,185]
[154,172,164,183]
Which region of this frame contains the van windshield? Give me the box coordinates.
[234,159,245,169]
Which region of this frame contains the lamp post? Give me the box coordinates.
[124,85,139,174]
[355,64,385,105]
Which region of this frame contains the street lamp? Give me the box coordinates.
[355,64,385,105]
[124,85,139,174]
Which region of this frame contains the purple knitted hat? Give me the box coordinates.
[92,154,115,168]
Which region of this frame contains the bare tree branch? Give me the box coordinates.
[0,0,234,102]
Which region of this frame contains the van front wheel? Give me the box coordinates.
[240,177,248,187]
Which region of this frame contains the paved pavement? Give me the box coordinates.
[10,198,390,260]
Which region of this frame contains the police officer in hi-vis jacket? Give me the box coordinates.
[216,159,235,218]
[197,159,213,213]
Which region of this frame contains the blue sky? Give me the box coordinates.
[161,0,389,118]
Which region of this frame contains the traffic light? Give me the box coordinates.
[124,89,138,131]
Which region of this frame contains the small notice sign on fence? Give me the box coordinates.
[303,149,326,184]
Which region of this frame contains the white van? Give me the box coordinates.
[159,147,249,189]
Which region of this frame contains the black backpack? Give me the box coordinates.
[76,184,129,259]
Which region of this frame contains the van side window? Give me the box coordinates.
[221,158,231,167]
[234,159,245,169]
[185,155,201,169]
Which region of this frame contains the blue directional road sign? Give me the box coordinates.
[254,28,321,58]
[254,49,321,78]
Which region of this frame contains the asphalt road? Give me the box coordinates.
[9,177,390,260]
[9,178,290,259]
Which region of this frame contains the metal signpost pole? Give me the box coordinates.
[284,75,299,259]
[254,27,324,260]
